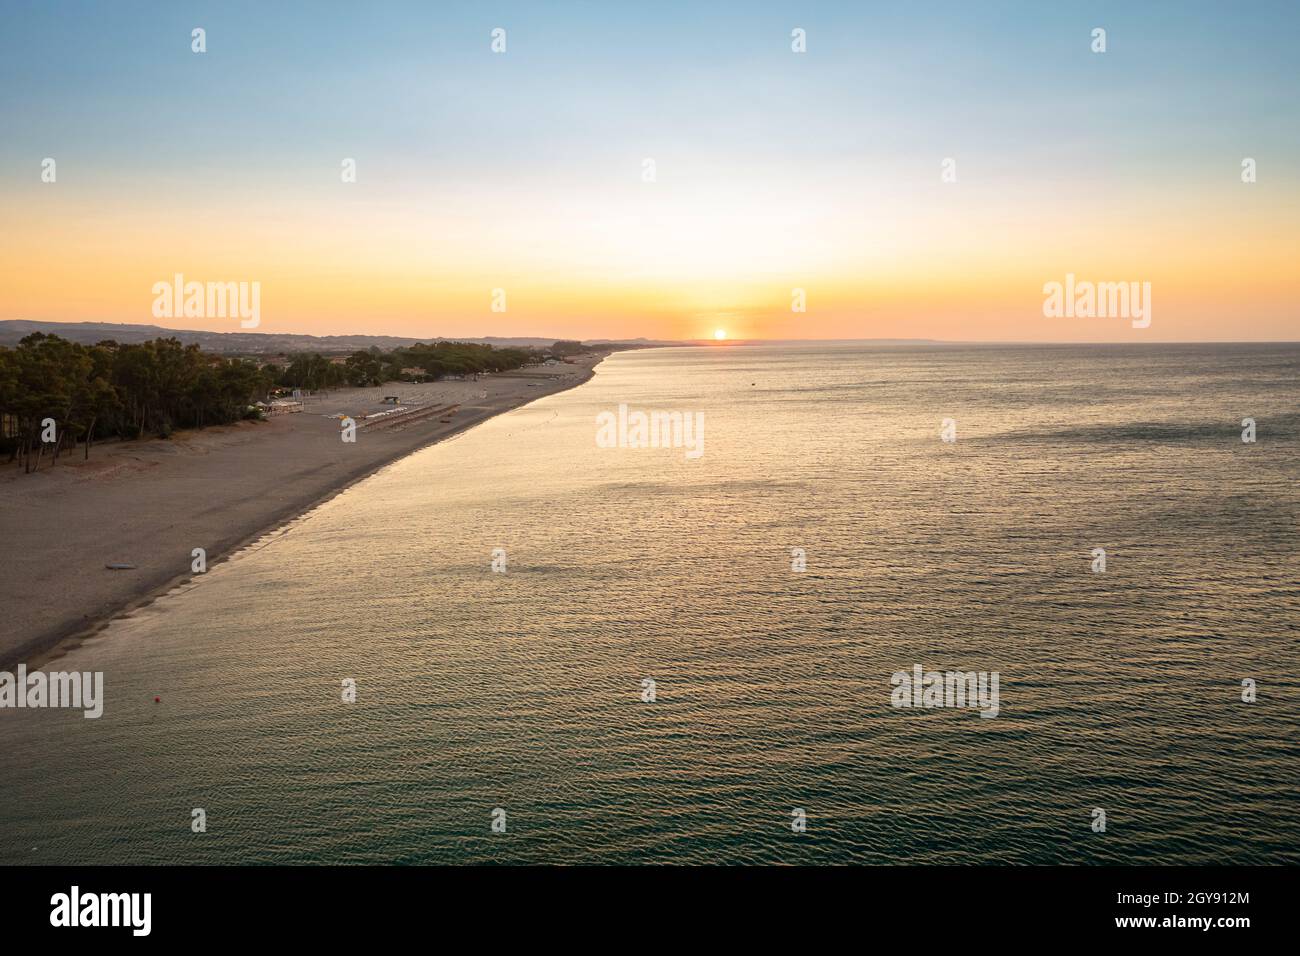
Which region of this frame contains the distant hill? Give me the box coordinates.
[1,321,939,352]
[0,320,659,353]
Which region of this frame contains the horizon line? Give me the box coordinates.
[2,319,1297,348]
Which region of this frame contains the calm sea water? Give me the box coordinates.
[2,344,1298,865]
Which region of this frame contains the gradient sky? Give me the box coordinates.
[2,1,1297,342]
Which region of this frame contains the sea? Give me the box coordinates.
[2,343,1297,864]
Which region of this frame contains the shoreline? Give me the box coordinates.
[1,352,608,670]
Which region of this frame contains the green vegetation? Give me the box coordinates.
[275,342,548,390]
[0,333,271,471]
[387,341,540,379]
[0,333,585,471]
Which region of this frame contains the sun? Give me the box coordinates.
[714,328,727,340]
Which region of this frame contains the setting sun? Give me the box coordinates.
[714,329,727,340]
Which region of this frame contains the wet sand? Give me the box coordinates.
[0,353,606,668]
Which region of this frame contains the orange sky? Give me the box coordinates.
[3,183,1296,342]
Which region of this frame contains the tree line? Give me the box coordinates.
[279,341,544,391]
[0,334,272,471]
[0,333,576,471]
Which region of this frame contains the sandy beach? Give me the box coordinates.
[0,352,606,668]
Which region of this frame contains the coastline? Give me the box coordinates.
[0,351,608,669]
